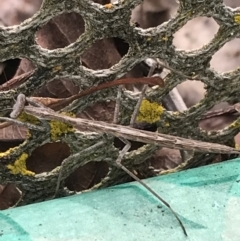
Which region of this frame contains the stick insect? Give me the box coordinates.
[112,63,188,236]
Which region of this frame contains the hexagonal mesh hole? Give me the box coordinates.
[26,142,70,174]
[66,161,109,192]
[36,12,85,49]
[199,102,237,131]
[131,0,178,28]
[80,38,125,70]
[173,17,219,51]
[210,38,240,73]
[0,0,42,26]
[223,0,240,8]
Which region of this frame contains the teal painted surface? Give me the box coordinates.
[0,158,240,241]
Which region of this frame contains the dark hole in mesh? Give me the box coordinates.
[80,38,126,70]
[0,183,22,210]
[0,58,36,91]
[0,59,21,85]
[35,12,85,50]
[0,141,23,152]
[90,0,111,4]
[113,37,129,57]
[66,161,109,192]
[199,102,238,131]
[26,142,70,173]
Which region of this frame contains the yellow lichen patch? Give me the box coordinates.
[162,36,168,41]
[234,14,240,24]
[52,65,62,72]
[49,112,75,141]
[104,3,113,9]
[17,111,39,125]
[230,120,240,129]
[26,132,32,138]
[164,122,170,127]
[7,153,35,176]
[0,147,18,158]
[137,99,164,124]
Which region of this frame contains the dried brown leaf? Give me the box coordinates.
[0,70,35,91]
[0,184,22,210]
[0,124,28,141]
[66,161,109,191]
[26,142,70,174]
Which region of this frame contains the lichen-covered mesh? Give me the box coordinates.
[1,0,240,205]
